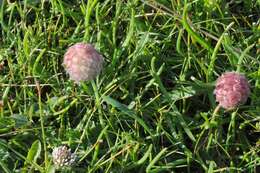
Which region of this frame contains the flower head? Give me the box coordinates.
[214,72,250,110]
[52,146,76,167]
[63,43,103,83]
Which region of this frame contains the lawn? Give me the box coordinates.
[0,0,259,172]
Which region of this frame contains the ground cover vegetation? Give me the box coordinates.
[0,0,259,172]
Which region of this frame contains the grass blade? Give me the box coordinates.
[102,95,152,136]
[146,148,167,172]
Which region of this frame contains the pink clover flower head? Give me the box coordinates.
[63,43,103,83]
[214,72,250,110]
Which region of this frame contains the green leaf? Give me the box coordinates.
[169,86,197,102]
[0,140,44,172]
[46,165,55,173]
[25,140,41,165]
[23,30,30,59]
[11,114,29,128]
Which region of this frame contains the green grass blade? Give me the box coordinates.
[146,148,167,172]
[102,95,153,136]
[207,22,234,81]
[23,140,42,172]
[236,44,255,73]
[0,141,44,172]
[182,3,213,53]
[136,144,153,165]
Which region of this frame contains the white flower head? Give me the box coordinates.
[52,145,76,167]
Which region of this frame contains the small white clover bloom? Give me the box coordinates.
[52,146,76,167]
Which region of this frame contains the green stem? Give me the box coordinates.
[36,80,48,169]
[91,80,111,147]
[210,104,221,124]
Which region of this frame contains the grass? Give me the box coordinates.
[0,0,259,172]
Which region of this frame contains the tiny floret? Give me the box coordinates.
[63,43,103,82]
[214,72,250,109]
[52,146,76,167]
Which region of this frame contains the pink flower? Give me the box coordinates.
[214,72,250,110]
[63,43,103,83]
